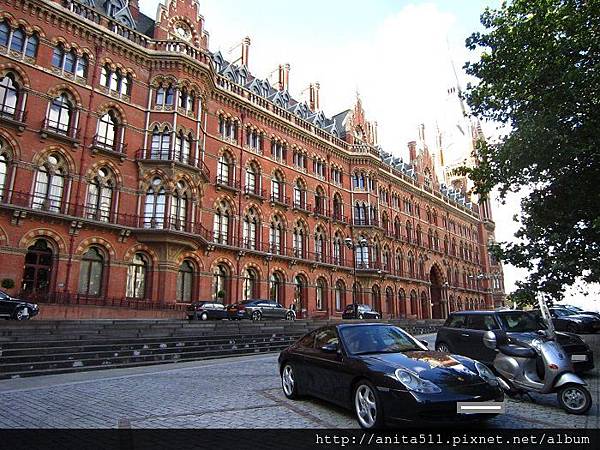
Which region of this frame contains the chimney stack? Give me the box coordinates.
[408,141,417,162]
[309,82,320,111]
[241,36,251,67]
[278,64,290,91]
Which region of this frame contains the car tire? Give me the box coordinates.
[557,384,592,415]
[281,363,300,400]
[200,312,209,321]
[285,311,295,321]
[252,311,262,321]
[14,307,30,321]
[436,342,451,353]
[354,380,384,430]
[358,314,364,320]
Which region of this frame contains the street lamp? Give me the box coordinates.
[345,237,368,305]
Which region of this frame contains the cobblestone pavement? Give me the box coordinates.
[0,336,597,429]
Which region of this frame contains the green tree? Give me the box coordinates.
[463,0,600,300]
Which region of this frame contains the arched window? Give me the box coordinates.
[371,285,381,311]
[126,253,148,299]
[314,186,326,215]
[52,44,88,78]
[213,264,229,303]
[47,93,73,134]
[176,261,194,303]
[406,221,412,243]
[217,153,232,184]
[294,275,307,312]
[293,179,306,209]
[332,232,343,265]
[174,131,192,164]
[398,289,407,318]
[386,287,394,317]
[335,280,345,311]
[271,171,284,202]
[86,167,114,222]
[416,225,422,246]
[242,268,259,301]
[270,272,284,303]
[0,152,7,197]
[96,111,118,148]
[269,215,284,254]
[314,226,325,262]
[410,290,418,316]
[395,251,403,276]
[213,201,231,244]
[170,181,188,231]
[1,24,38,58]
[156,84,174,107]
[382,247,390,271]
[407,252,415,278]
[316,278,326,311]
[0,74,19,116]
[144,178,166,229]
[332,193,342,219]
[179,88,196,113]
[151,126,171,159]
[245,162,260,195]
[356,238,369,269]
[78,247,104,297]
[33,153,66,213]
[100,65,132,96]
[243,207,259,250]
[22,239,53,295]
[293,222,306,258]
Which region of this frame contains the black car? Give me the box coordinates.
[435,310,594,373]
[560,305,600,320]
[342,304,380,320]
[0,290,39,320]
[544,307,600,334]
[227,300,295,321]
[187,301,228,321]
[279,323,504,429]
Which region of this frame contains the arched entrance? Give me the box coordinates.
[22,239,54,295]
[430,265,444,319]
[294,274,307,318]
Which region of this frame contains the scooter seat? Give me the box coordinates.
[498,344,537,358]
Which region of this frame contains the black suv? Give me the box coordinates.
[0,290,40,320]
[341,304,380,320]
[435,310,594,373]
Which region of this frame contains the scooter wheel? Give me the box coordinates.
[557,384,592,415]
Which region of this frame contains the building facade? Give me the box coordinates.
[0,0,504,319]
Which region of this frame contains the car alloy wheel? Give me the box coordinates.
[354,381,383,429]
[285,311,295,321]
[358,314,364,320]
[281,364,299,399]
[15,308,29,321]
[558,384,592,415]
[252,311,262,321]
[200,312,209,321]
[436,343,450,353]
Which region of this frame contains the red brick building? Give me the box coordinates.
[0,0,504,319]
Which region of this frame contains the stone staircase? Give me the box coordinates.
[0,319,443,379]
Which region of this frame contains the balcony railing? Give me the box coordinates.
[215,176,241,192]
[137,148,210,179]
[41,118,80,141]
[0,106,26,126]
[332,213,349,225]
[91,135,128,159]
[270,194,290,207]
[0,189,212,242]
[292,200,312,213]
[353,217,380,227]
[244,185,266,199]
[313,205,329,217]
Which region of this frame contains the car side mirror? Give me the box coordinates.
[483,330,497,350]
[321,343,339,354]
[420,340,429,348]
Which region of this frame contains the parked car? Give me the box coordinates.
[342,304,380,320]
[279,323,504,429]
[0,290,39,320]
[435,310,594,373]
[558,304,600,320]
[543,307,600,334]
[227,300,295,321]
[187,301,229,321]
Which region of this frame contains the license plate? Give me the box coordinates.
[572,354,587,362]
[457,402,505,415]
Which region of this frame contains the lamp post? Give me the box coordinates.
[345,237,368,305]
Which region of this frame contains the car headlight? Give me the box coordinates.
[394,369,442,394]
[529,338,543,351]
[474,362,499,387]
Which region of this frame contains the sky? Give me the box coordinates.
[140,0,598,311]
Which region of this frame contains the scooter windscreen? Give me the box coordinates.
[538,298,556,340]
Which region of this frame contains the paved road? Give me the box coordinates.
[0,335,597,429]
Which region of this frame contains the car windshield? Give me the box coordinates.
[359,305,372,311]
[553,308,574,317]
[497,312,547,332]
[340,325,423,355]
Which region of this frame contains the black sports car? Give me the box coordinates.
[278,323,504,429]
[544,308,600,334]
[342,304,380,320]
[0,290,39,320]
[186,301,228,321]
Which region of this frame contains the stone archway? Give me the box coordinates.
[430,264,444,319]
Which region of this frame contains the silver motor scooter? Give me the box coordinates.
[483,299,592,415]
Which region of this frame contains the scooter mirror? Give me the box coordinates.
[483,330,497,350]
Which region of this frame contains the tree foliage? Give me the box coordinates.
[464,0,600,301]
